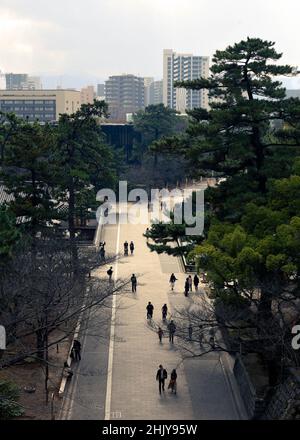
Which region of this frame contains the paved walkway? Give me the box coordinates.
[101,203,244,420]
[60,200,246,420]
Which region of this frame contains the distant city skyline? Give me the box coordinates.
[0,0,300,90]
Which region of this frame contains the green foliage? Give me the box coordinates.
[189,178,300,301]
[0,101,117,241]
[154,38,300,221]
[55,101,117,217]
[148,38,300,329]
[0,380,23,420]
[125,104,188,187]
[133,104,186,145]
[0,111,20,164]
[1,121,58,235]
[0,207,20,265]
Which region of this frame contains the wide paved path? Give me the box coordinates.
[102,203,243,420]
[60,201,246,420]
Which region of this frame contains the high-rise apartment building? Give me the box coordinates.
[5,73,42,90]
[105,74,145,121]
[0,71,6,89]
[97,83,105,98]
[148,80,163,105]
[144,77,154,107]
[5,73,28,90]
[163,49,209,112]
[0,89,81,122]
[26,76,42,90]
[80,85,95,105]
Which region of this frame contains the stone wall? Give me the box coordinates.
[233,355,266,419]
[262,368,300,420]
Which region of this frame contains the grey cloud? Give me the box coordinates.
[0,0,299,89]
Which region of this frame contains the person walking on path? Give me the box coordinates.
[188,275,193,291]
[131,274,137,292]
[130,241,135,255]
[168,369,177,394]
[162,304,168,321]
[107,266,113,282]
[100,245,105,261]
[157,327,164,343]
[194,274,200,291]
[168,320,176,344]
[72,339,81,361]
[169,273,177,291]
[184,279,189,297]
[146,302,154,319]
[156,365,168,394]
[123,241,129,256]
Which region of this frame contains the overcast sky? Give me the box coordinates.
[1,0,300,89]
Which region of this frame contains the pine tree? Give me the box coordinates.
[154,38,300,220]
[54,100,116,266]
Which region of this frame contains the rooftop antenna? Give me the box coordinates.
[57,75,63,89]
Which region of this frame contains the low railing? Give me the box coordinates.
[233,355,266,419]
[177,237,196,272]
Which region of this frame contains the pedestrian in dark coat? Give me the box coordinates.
[131,274,137,292]
[146,302,154,319]
[107,266,113,282]
[168,369,177,394]
[157,327,163,343]
[130,241,135,255]
[184,279,189,297]
[100,246,105,260]
[162,304,168,320]
[194,274,200,291]
[72,339,81,361]
[169,273,177,290]
[168,320,176,343]
[156,364,168,394]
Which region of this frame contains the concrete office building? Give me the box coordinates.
[105,74,145,122]
[80,85,95,105]
[0,89,81,122]
[163,49,209,113]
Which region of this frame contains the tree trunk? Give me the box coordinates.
[36,329,44,360]
[44,333,49,404]
[68,178,78,271]
[258,290,272,319]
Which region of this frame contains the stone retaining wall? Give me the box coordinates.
[262,368,300,420]
[233,355,266,419]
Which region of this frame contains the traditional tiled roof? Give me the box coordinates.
[0,184,28,224]
[0,184,14,205]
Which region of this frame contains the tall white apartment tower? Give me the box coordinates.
[163,49,209,113]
